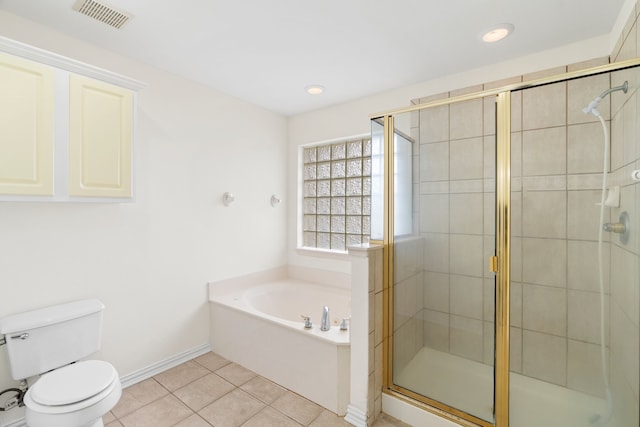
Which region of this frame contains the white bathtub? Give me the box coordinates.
[208,275,351,415]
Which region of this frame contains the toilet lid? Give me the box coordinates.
[30,360,117,406]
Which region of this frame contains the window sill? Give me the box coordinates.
[296,247,351,260]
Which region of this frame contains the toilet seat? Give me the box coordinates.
[24,366,121,427]
[24,359,121,427]
[24,360,121,416]
[30,360,117,406]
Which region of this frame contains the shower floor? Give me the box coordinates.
[394,347,618,427]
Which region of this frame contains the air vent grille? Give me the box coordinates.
[73,0,132,29]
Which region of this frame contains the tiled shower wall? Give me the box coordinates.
[392,17,639,416]
[405,84,499,371]
[508,60,615,396]
[392,236,425,371]
[392,85,499,375]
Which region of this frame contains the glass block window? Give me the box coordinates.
[302,138,372,251]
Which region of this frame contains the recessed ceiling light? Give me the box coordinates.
[482,23,515,43]
[305,85,325,95]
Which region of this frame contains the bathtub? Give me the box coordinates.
[208,274,351,415]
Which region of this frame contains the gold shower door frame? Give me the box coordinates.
[372,57,640,427]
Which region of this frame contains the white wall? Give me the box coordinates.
[0,11,288,425]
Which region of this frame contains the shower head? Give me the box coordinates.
[583,81,629,116]
[599,80,628,99]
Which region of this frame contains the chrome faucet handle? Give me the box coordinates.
[339,318,349,331]
[301,315,313,329]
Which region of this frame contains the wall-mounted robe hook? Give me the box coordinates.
[270,195,281,207]
[223,192,235,206]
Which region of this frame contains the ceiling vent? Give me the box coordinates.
[73,0,132,29]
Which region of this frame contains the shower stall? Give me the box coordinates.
[372,59,640,427]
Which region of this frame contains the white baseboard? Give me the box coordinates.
[0,343,211,427]
[344,404,367,427]
[1,419,26,427]
[120,343,211,388]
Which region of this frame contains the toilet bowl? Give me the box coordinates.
[23,360,122,427]
[0,299,122,427]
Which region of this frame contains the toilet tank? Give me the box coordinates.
[0,299,105,380]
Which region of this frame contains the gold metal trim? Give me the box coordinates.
[494,91,511,427]
[386,388,494,427]
[382,115,394,388]
[370,57,640,119]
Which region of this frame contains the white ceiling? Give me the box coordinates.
[0,0,629,115]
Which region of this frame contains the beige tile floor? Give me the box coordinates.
[104,352,410,427]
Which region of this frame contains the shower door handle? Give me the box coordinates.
[489,256,498,273]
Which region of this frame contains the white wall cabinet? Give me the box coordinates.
[0,52,55,196]
[69,74,133,198]
[0,37,144,202]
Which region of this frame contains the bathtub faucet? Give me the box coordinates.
[320,306,331,331]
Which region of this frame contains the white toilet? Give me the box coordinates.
[0,299,122,427]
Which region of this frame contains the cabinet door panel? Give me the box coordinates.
[69,74,133,197]
[0,52,54,195]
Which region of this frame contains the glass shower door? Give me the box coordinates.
[387,96,497,425]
